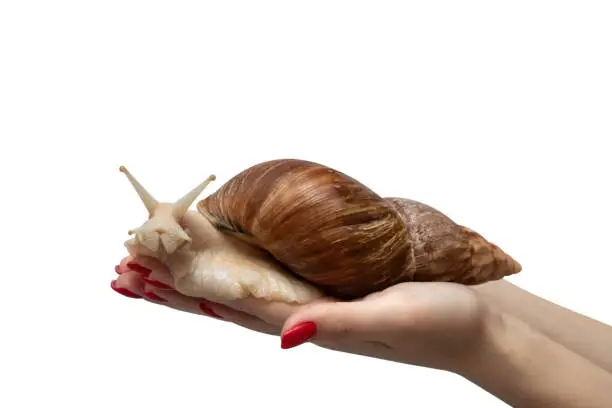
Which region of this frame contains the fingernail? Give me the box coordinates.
[281,322,317,349]
[199,302,223,319]
[143,278,172,289]
[143,292,167,302]
[111,280,142,299]
[115,265,122,275]
[126,262,152,276]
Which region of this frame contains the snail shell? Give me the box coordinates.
[195,159,521,300]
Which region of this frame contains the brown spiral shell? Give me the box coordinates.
[197,159,521,300]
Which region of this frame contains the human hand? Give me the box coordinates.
[111,257,492,374]
[112,255,299,336]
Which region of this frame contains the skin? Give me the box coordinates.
[112,214,612,408]
[474,279,612,374]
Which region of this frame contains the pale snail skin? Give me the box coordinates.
[120,159,521,304]
[120,166,323,304]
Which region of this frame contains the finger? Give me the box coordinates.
[111,270,146,299]
[116,255,154,276]
[117,234,310,332]
[155,291,280,335]
[135,279,281,335]
[115,255,136,274]
[112,269,174,304]
[230,318,281,336]
[217,294,335,327]
[112,262,282,337]
[121,255,177,290]
[114,271,270,325]
[215,297,301,327]
[279,297,394,349]
[111,271,229,320]
[125,255,288,325]
[126,256,166,276]
[117,252,284,322]
[139,263,174,290]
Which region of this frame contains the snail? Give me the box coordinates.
[120,159,521,304]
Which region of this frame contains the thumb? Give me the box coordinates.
[280,299,392,349]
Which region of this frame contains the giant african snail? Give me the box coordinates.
[120,159,521,304]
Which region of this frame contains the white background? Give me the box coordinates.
[1,1,611,407]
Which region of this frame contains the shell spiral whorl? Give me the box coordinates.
[197,159,521,300]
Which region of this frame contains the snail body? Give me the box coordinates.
[120,159,521,304]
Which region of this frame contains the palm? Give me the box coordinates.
[379,281,485,337]
[114,212,490,372]
[301,281,488,371]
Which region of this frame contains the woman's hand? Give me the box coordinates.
[111,259,612,407]
[112,256,292,336]
[111,257,491,373]
[474,279,612,374]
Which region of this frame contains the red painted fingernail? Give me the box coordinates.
[199,302,223,319]
[126,262,152,276]
[281,322,317,349]
[143,278,172,289]
[115,265,122,275]
[111,280,142,299]
[143,292,167,302]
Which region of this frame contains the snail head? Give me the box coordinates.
[119,166,216,256]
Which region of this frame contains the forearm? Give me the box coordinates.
[458,310,612,408]
[474,279,612,373]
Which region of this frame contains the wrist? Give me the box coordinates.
[453,307,612,407]
[454,309,550,405]
[447,303,509,377]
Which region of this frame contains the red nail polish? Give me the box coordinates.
[111,280,142,299]
[199,302,223,319]
[115,265,122,274]
[143,292,167,302]
[281,322,317,349]
[126,262,152,276]
[143,278,172,289]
